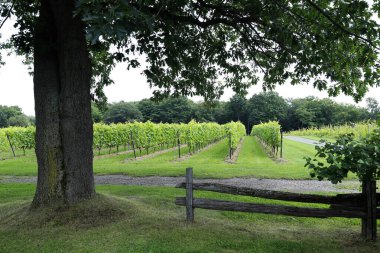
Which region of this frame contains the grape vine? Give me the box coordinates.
[0,121,246,158]
[251,121,281,155]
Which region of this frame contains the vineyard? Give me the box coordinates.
[0,121,246,159]
[250,121,281,156]
[0,127,35,157]
[286,122,377,139]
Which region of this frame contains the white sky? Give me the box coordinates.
[1,20,380,116]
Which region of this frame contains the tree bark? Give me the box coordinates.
[32,0,95,207]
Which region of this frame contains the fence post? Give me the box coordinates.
[361,180,377,240]
[6,134,16,158]
[178,137,181,158]
[229,134,232,159]
[186,167,194,222]
[130,131,136,159]
[280,130,283,159]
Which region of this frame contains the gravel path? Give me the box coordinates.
[284,136,324,146]
[0,175,360,193]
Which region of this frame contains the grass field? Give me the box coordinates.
[1,183,379,253]
[0,136,324,179]
[0,136,373,252]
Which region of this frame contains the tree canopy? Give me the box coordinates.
[103,101,142,123]
[0,105,33,128]
[246,92,288,128]
[2,0,380,103]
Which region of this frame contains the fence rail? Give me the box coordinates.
[176,182,380,206]
[175,168,378,241]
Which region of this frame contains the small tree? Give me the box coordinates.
[305,124,380,240]
[305,126,380,184]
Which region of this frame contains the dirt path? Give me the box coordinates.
[284,136,324,146]
[0,175,360,193]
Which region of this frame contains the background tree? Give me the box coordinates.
[191,101,219,123]
[287,99,316,130]
[0,105,32,127]
[138,99,159,122]
[91,102,103,123]
[157,97,194,123]
[1,0,379,206]
[138,97,194,123]
[227,94,247,122]
[103,101,142,123]
[0,111,7,128]
[286,97,371,129]
[246,92,289,131]
[7,114,31,127]
[366,97,380,120]
[333,104,369,124]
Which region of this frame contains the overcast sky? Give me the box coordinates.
[1,20,380,116]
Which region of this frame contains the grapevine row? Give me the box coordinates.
[251,121,281,155]
[286,122,377,139]
[225,121,246,158]
[0,127,35,156]
[0,121,246,158]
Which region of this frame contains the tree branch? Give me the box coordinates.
[304,0,379,49]
[0,1,14,30]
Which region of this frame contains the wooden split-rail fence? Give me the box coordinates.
[175,168,379,241]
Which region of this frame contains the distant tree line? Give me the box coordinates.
[0,105,35,128]
[91,92,379,132]
[1,93,377,131]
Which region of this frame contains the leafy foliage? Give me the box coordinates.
[366,97,380,120]
[305,127,380,183]
[73,0,380,102]
[3,126,35,152]
[93,120,235,155]
[224,121,246,150]
[0,105,32,128]
[0,129,9,152]
[138,97,194,123]
[251,121,281,153]
[103,102,143,124]
[7,115,31,127]
[287,122,377,139]
[184,120,226,153]
[285,97,370,130]
[246,92,288,130]
[228,94,247,122]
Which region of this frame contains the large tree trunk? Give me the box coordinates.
[32,0,95,207]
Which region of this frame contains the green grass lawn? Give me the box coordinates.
[0,183,378,253]
[0,136,333,179]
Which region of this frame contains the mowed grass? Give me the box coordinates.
[0,136,325,179]
[0,183,379,253]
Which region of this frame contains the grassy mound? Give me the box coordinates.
[0,194,126,230]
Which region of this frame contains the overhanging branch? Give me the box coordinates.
[304,0,379,49]
[0,1,14,30]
